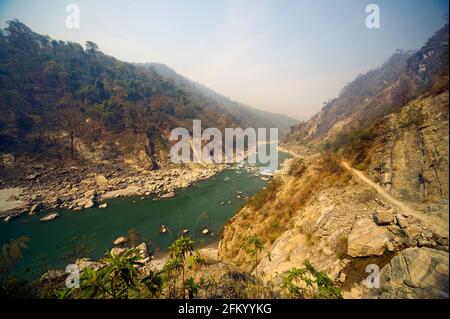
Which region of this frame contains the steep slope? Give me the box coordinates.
[0,20,295,171]
[284,24,448,151]
[219,24,449,299]
[144,63,298,138]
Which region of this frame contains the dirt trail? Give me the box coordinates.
[341,161,448,236]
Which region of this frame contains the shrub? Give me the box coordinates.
[281,260,342,299]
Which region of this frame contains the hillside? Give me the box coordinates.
[219,24,449,299]
[0,20,297,216]
[284,24,448,151]
[0,20,296,169]
[143,63,297,138]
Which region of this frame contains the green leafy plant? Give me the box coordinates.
[281,260,342,299]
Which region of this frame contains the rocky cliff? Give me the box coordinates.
[219,24,449,299]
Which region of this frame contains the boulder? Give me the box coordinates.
[84,190,97,198]
[98,203,108,209]
[110,247,126,257]
[347,219,392,257]
[136,242,148,258]
[380,247,449,298]
[373,209,394,225]
[396,214,410,229]
[75,258,103,271]
[160,191,175,198]
[113,236,128,245]
[40,213,59,222]
[40,270,65,281]
[84,199,95,209]
[405,225,423,239]
[95,175,109,187]
[29,203,42,215]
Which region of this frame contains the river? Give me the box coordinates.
[0,149,291,279]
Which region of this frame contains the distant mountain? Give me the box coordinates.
[0,20,296,169]
[142,63,297,138]
[284,24,449,149]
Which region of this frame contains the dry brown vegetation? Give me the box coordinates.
[219,154,352,271]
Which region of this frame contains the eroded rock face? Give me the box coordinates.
[379,247,449,298]
[347,219,392,257]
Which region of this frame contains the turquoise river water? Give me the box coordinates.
[0,149,291,279]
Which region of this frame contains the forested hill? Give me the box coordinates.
[0,20,296,165]
[144,63,297,137]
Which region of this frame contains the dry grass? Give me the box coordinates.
[219,153,352,270]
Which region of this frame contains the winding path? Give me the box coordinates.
[341,161,448,236]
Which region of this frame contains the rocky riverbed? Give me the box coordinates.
[0,157,228,219]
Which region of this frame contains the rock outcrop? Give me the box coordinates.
[379,247,449,298]
[347,219,392,257]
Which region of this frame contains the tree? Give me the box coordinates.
[168,236,195,299]
[85,41,100,56]
[55,105,83,159]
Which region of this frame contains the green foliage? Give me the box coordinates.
[244,235,265,271]
[0,20,222,155]
[0,20,295,157]
[184,277,199,299]
[281,260,342,299]
[63,248,144,299]
[141,270,164,298]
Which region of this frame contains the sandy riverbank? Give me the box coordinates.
[0,188,24,216]
[148,241,219,271]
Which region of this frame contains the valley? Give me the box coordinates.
[0,18,448,300]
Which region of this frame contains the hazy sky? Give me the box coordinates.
[0,0,448,120]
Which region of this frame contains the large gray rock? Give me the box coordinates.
[347,219,392,257]
[380,247,449,298]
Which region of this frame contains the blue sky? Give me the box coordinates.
[0,0,448,119]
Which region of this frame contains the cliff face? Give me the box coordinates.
[365,92,449,210]
[219,24,449,299]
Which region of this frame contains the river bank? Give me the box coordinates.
[0,163,228,219]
